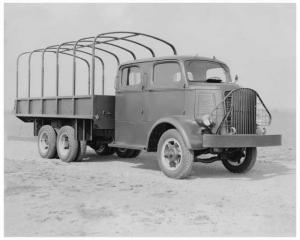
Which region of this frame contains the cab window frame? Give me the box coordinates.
[184,59,232,83]
[119,65,143,91]
[151,61,185,89]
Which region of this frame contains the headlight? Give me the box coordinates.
[197,114,214,127]
[256,126,267,135]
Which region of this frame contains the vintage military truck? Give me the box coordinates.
[15,31,281,179]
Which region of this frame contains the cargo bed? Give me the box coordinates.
[16,95,115,130]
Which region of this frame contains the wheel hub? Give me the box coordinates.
[224,149,246,166]
[39,132,49,154]
[62,136,69,149]
[161,138,182,170]
[58,133,70,158]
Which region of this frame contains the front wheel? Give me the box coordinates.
[222,147,257,173]
[157,129,193,179]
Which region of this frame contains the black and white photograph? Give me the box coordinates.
[3,1,297,237]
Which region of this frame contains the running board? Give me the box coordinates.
[108,142,145,150]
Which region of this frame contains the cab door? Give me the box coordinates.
[144,61,186,123]
[115,65,146,147]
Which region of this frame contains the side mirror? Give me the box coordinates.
[234,74,239,82]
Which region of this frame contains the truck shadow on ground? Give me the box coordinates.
[82,151,294,181]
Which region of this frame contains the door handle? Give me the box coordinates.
[102,110,112,116]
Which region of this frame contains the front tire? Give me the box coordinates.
[56,126,79,162]
[157,129,193,179]
[38,125,57,159]
[222,147,257,173]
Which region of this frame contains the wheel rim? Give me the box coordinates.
[58,133,70,158]
[39,132,49,154]
[226,149,246,166]
[161,138,182,171]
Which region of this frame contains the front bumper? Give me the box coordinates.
[202,134,282,148]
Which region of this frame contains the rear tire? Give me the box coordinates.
[56,126,79,162]
[116,148,141,158]
[74,140,87,162]
[38,125,57,159]
[222,147,257,173]
[157,129,193,179]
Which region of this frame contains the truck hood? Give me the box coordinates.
[192,82,240,124]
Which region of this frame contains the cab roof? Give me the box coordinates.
[120,55,228,67]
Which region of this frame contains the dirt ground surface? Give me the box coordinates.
[4,112,296,237]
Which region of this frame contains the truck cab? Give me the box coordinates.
[110,55,281,178]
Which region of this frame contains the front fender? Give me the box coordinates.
[147,116,204,150]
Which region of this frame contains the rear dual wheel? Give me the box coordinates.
[38,125,141,162]
[38,125,85,162]
[56,126,81,162]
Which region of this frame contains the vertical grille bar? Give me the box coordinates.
[244,90,247,133]
[243,90,246,133]
[241,89,243,133]
[253,91,257,132]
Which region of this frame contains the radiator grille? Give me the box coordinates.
[209,88,271,135]
[223,89,256,134]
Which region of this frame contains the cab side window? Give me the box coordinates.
[121,66,141,88]
[153,62,182,88]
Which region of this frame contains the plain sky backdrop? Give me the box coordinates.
[4,3,295,111]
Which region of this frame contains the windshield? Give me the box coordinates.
[184,60,231,83]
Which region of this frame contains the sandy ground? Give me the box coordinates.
[4,112,296,237]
